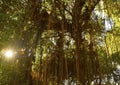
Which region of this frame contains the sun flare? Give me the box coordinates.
[5,50,14,58]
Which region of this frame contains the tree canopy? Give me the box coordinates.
[0,0,120,85]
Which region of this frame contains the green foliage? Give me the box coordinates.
[1,0,120,85]
[0,58,27,85]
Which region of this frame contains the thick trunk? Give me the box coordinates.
[72,0,101,84]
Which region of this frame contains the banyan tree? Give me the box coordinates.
[30,0,102,85]
[1,0,119,85]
